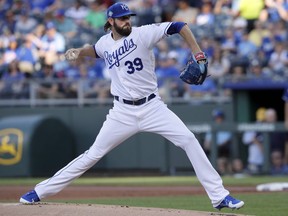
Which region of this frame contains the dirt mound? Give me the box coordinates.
[0,203,247,216]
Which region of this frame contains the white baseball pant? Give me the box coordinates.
[35,95,229,207]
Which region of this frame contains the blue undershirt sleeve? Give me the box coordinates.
[93,45,100,58]
[166,22,186,35]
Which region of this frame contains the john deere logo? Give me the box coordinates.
[0,128,23,165]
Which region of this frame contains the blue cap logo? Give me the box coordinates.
[107,3,136,18]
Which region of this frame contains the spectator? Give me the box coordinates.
[242,107,266,174]
[27,0,57,15]
[214,0,239,17]
[34,64,64,99]
[10,0,27,16]
[232,17,248,46]
[0,60,27,99]
[43,21,66,53]
[237,31,258,60]
[185,77,217,99]
[0,36,18,66]
[213,1,236,40]
[16,37,39,77]
[208,48,231,80]
[259,0,288,23]
[33,24,46,39]
[85,57,106,80]
[155,51,184,100]
[160,0,176,22]
[64,59,81,80]
[203,109,232,175]
[217,157,231,176]
[53,9,77,43]
[2,10,16,34]
[63,61,82,98]
[82,57,111,101]
[268,41,288,76]
[14,10,38,35]
[231,158,246,178]
[231,29,258,68]
[270,150,288,175]
[26,21,66,66]
[154,40,170,63]
[77,62,109,99]
[16,38,38,67]
[173,46,191,69]
[65,0,89,25]
[229,65,246,82]
[259,28,275,61]
[63,58,110,100]
[199,37,215,59]
[265,107,288,165]
[248,20,271,48]
[272,20,288,43]
[84,0,107,30]
[0,0,12,20]
[238,0,265,32]
[195,1,215,26]
[254,49,270,69]
[172,0,199,24]
[28,21,65,53]
[85,79,111,101]
[246,58,271,80]
[221,28,237,54]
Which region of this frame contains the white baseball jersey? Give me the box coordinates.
[94,22,172,99]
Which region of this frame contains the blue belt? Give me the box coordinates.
[114,93,156,105]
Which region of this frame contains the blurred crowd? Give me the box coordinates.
[0,0,288,101]
[203,107,288,177]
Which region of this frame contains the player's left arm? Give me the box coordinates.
[169,23,208,85]
[178,24,202,56]
[167,22,206,62]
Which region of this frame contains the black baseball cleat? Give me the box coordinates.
[215,195,244,210]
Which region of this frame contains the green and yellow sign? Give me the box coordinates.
[0,128,23,165]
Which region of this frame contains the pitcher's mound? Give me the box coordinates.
[0,203,248,216]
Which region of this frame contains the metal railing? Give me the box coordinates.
[0,78,231,107]
[1,75,286,107]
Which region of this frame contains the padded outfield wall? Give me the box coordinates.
[0,103,233,177]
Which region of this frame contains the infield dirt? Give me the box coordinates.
[0,185,252,216]
[0,203,248,216]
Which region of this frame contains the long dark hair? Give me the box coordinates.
[104,21,111,32]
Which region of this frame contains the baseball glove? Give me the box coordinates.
[179,52,208,85]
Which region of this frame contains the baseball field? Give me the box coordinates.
[0,175,288,216]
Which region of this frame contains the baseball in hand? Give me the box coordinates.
[65,49,78,60]
[71,52,76,58]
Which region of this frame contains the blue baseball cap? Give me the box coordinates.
[46,21,55,30]
[106,2,136,19]
[212,109,225,119]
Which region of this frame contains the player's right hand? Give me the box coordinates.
[65,48,80,61]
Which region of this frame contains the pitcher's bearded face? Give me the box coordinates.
[113,16,132,36]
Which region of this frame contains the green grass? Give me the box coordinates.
[51,193,288,216]
[1,176,288,215]
[1,175,288,186]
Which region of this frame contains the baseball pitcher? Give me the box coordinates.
[20,2,244,210]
